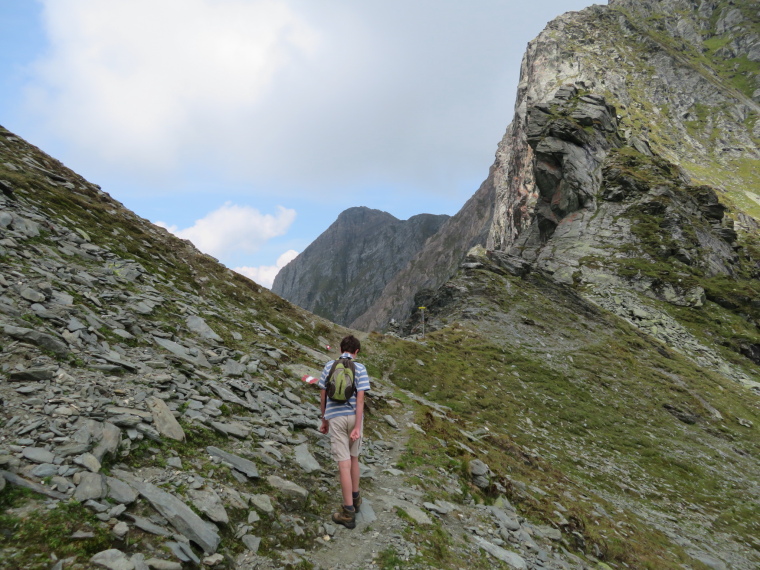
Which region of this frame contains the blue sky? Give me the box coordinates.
[0,0,603,287]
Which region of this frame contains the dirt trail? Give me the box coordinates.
[308,408,417,569]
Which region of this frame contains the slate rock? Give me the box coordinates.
[31,463,58,478]
[203,553,225,567]
[124,514,173,537]
[9,367,56,382]
[186,315,222,342]
[1,469,68,499]
[390,500,432,525]
[110,414,142,428]
[130,554,149,570]
[534,525,562,541]
[92,422,121,462]
[112,521,129,539]
[153,336,211,368]
[123,475,220,553]
[356,499,377,526]
[473,537,527,569]
[210,421,251,439]
[22,447,55,464]
[289,415,314,429]
[489,506,521,531]
[267,475,308,501]
[74,472,107,502]
[2,325,68,356]
[144,559,182,570]
[75,452,102,473]
[20,287,45,303]
[106,476,138,504]
[223,359,246,377]
[166,541,200,564]
[146,396,185,441]
[250,494,274,514]
[188,487,229,524]
[294,443,321,473]
[90,548,134,570]
[383,414,399,429]
[242,535,261,552]
[207,381,251,409]
[206,446,259,479]
[469,459,489,476]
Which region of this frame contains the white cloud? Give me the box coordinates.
[156,202,296,259]
[28,0,319,172]
[235,249,299,289]
[21,0,602,203]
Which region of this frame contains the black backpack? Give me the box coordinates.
[326,357,357,403]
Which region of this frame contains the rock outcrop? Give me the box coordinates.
[488,0,760,252]
[272,207,448,326]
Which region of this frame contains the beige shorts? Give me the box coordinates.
[328,415,363,462]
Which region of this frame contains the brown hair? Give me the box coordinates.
[340,335,361,354]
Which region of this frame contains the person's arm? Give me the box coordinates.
[319,389,329,434]
[350,390,364,441]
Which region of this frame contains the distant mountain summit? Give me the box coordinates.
[271,207,449,326]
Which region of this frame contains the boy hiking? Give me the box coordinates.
[318,335,371,529]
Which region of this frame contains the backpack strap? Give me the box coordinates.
[326,358,342,382]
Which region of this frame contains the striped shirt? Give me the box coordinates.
[319,353,371,420]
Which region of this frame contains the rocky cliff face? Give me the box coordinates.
[488,0,760,252]
[272,207,448,326]
[417,84,760,389]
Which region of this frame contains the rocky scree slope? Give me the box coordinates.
[0,126,614,570]
[272,207,448,327]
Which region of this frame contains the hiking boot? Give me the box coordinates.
[353,492,362,512]
[332,505,356,529]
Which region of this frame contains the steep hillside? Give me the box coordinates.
[272,207,448,326]
[383,246,760,569]
[0,126,604,570]
[0,121,758,570]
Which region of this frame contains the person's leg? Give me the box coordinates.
[337,459,354,506]
[350,455,360,493]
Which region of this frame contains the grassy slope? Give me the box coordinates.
[359,264,760,569]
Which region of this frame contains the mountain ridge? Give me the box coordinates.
[272,206,449,326]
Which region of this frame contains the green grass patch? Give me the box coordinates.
[0,489,112,569]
